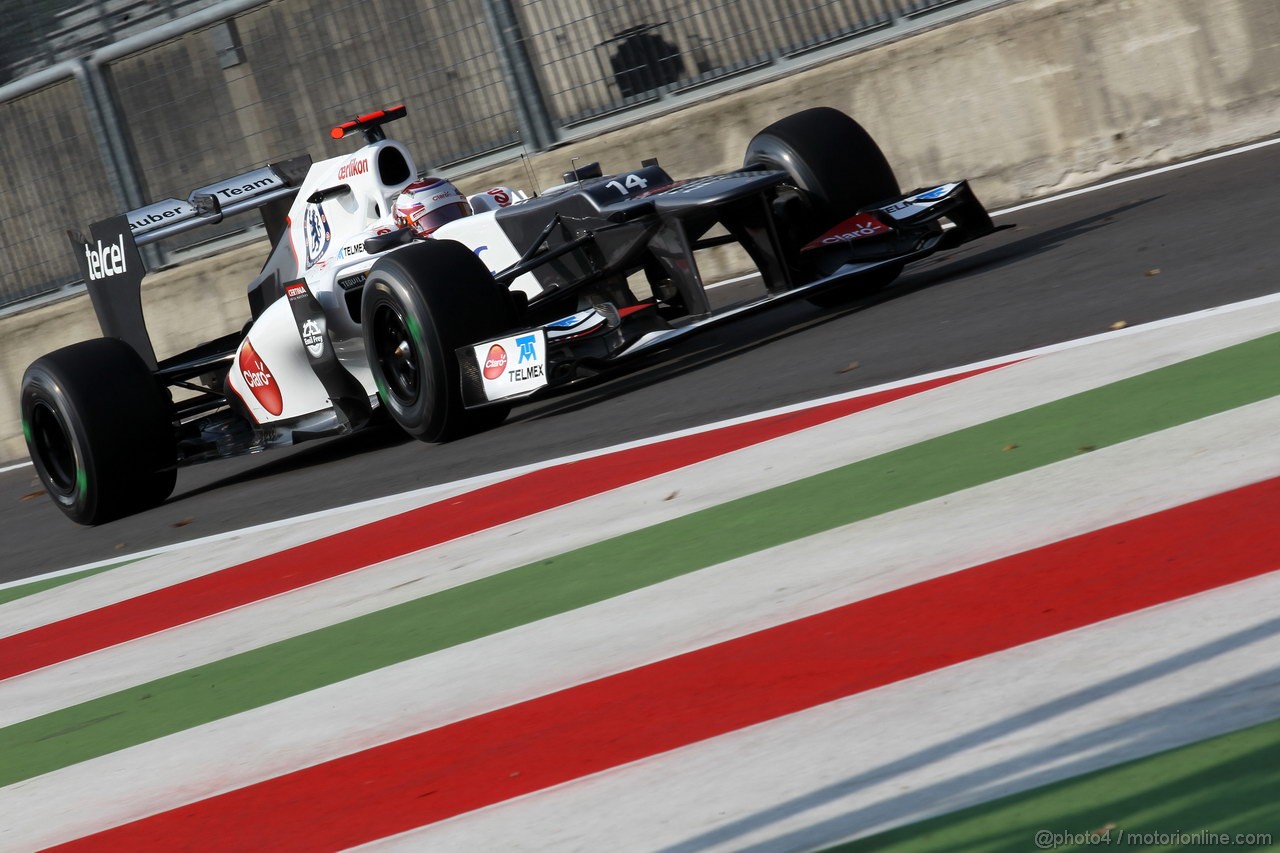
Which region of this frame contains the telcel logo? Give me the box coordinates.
[84,234,127,281]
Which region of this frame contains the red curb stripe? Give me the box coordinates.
[58,475,1280,851]
[0,365,1004,682]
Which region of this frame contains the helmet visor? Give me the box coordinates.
[406,201,469,237]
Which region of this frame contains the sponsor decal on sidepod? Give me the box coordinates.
[483,344,507,380]
[239,340,283,416]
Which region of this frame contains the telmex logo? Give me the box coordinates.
[84,234,127,281]
[337,159,369,181]
[482,344,507,380]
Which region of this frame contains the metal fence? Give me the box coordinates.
[1,0,225,84]
[518,0,899,126]
[0,0,972,308]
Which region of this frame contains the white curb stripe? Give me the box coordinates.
[5,289,1280,637]
[6,286,1280,600]
[4,395,1278,849]
[382,573,1280,852]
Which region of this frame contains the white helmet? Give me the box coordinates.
[393,178,471,237]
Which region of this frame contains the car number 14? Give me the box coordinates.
[606,173,649,195]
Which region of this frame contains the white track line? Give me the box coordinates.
[704,135,1280,292]
[7,293,1280,703]
[5,287,1280,597]
[0,136,1274,589]
[992,136,1280,217]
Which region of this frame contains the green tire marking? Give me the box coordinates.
[404,312,423,347]
[2,332,1279,786]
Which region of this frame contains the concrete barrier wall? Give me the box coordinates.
[2,0,1277,462]
[469,0,1280,206]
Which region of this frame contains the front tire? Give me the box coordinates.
[21,338,176,525]
[745,106,899,228]
[745,107,903,306]
[362,240,514,442]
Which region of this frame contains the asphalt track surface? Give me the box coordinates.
[1,141,1277,581]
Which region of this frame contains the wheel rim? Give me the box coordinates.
[30,400,77,496]
[372,301,420,406]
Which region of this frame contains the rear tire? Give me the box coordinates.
[362,240,514,442]
[21,338,176,525]
[745,107,902,306]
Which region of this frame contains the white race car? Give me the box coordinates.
[22,104,1004,523]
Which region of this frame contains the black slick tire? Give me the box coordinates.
[21,338,177,525]
[744,106,899,226]
[361,240,514,442]
[744,107,903,306]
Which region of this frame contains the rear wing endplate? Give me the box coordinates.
[67,155,311,370]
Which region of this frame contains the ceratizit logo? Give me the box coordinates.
[239,340,283,415]
[84,234,128,280]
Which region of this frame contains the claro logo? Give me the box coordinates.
[800,214,890,253]
[84,234,127,281]
[482,344,507,380]
[238,340,283,416]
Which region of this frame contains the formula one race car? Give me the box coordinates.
[22,104,1003,524]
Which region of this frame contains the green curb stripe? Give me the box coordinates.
[3,332,1279,787]
[0,560,142,608]
[828,716,1280,852]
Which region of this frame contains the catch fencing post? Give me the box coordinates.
[74,59,163,267]
[482,0,558,152]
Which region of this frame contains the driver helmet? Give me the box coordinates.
[393,178,471,237]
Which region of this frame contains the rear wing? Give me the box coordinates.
[68,155,312,369]
[126,155,312,246]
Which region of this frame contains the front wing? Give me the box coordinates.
[458,179,1005,406]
